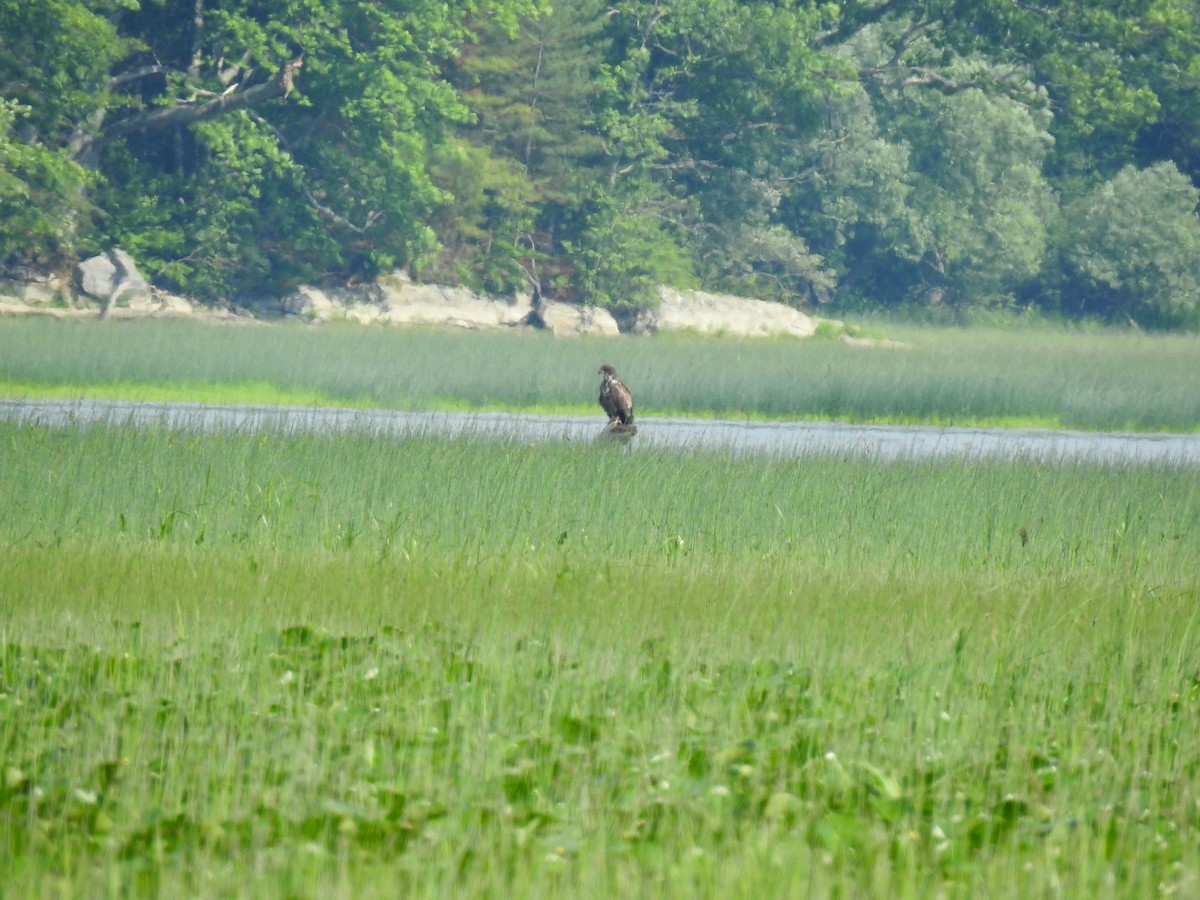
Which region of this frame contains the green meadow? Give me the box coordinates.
[2,319,1199,896]
[2,317,1200,430]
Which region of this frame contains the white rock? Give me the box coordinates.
[76,250,153,309]
[377,275,532,328]
[155,292,194,315]
[280,286,337,321]
[77,254,118,299]
[535,301,620,336]
[638,287,819,338]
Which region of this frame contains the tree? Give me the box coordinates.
[782,15,1056,308]
[0,0,131,267]
[439,0,694,310]
[0,98,94,268]
[1,0,537,298]
[1053,162,1200,328]
[893,83,1056,305]
[598,0,840,302]
[438,0,609,299]
[872,0,1200,187]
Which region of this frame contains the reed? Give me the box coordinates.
[2,318,1199,430]
[2,423,1198,896]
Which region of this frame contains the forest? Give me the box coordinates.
[2,0,1199,328]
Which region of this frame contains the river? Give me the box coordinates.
[2,398,1198,465]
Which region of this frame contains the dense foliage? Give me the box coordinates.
[2,0,1199,326]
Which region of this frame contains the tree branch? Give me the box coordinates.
[861,65,962,90]
[75,55,303,163]
[107,65,178,90]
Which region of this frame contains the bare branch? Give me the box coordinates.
[107,65,178,90]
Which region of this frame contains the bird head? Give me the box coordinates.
[598,364,616,376]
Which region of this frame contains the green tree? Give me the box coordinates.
[1053,162,1200,329]
[784,17,1056,308]
[437,0,607,298]
[1,0,536,299]
[0,98,94,267]
[871,0,1200,186]
[600,0,839,303]
[894,83,1056,306]
[0,0,131,267]
[440,0,693,311]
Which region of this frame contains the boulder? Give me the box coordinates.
[76,250,154,315]
[154,292,196,317]
[76,254,119,299]
[532,301,621,337]
[637,287,820,338]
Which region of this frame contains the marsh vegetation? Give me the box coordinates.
[2,419,1198,897]
[2,318,1200,431]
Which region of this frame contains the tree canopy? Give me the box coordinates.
[2,0,1199,327]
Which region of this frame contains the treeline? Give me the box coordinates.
[2,0,1199,327]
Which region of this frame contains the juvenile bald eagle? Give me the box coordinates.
[598,364,634,427]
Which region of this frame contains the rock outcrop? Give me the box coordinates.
[636,287,824,338]
[529,300,621,337]
[2,252,859,339]
[280,273,534,328]
[1,253,206,320]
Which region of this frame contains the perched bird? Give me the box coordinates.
[598,364,635,427]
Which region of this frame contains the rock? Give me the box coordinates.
[344,301,382,325]
[637,287,820,338]
[154,292,195,317]
[280,286,338,321]
[280,273,533,328]
[532,300,621,336]
[596,421,638,446]
[108,250,151,305]
[7,259,861,340]
[76,249,153,316]
[0,273,71,308]
[377,273,532,329]
[76,254,119,299]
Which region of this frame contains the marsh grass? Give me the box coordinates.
[2,318,1199,430]
[2,424,1199,896]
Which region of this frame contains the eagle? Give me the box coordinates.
[598,364,635,427]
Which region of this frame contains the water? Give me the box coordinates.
[2,398,1198,465]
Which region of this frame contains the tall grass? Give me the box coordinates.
[2,318,1199,430]
[3,423,1196,580]
[2,423,1199,896]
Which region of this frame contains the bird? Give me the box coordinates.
[598,364,635,428]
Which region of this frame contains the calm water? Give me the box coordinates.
[3,398,1199,465]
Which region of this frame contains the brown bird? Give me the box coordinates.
[598,364,634,427]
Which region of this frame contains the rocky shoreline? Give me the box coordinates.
[1,250,845,340]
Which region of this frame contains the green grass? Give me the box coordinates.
[2,318,1199,430]
[2,423,1199,896]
